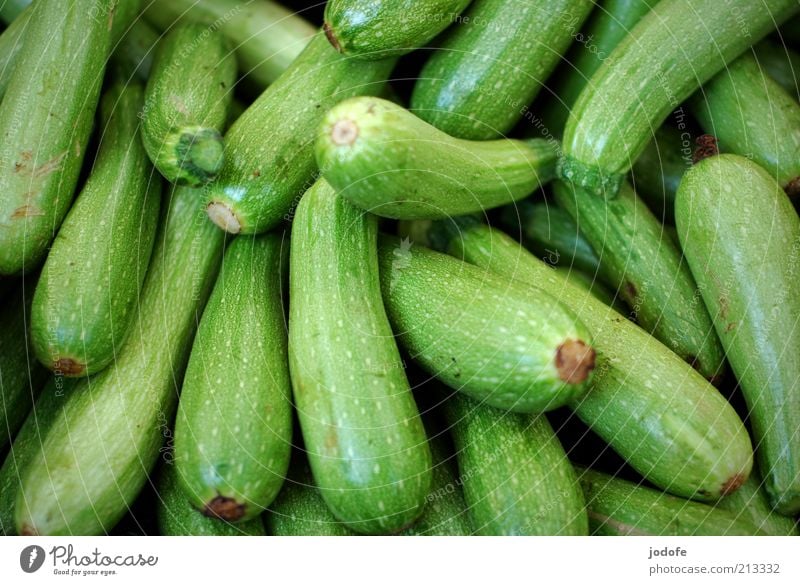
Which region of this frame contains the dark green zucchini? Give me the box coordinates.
[0,0,29,23]
[112,19,160,83]
[753,40,800,100]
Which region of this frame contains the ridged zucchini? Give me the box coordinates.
[446,394,587,535]
[288,180,432,534]
[317,97,558,219]
[753,40,800,99]
[30,83,160,378]
[423,217,752,501]
[142,23,236,186]
[175,233,292,522]
[205,35,395,235]
[676,153,800,515]
[14,185,225,535]
[716,472,799,536]
[410,0,594,140]
[560,0,800,199]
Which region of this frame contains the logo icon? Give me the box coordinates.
[20,545,45,573]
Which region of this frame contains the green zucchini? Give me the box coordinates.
[14,185,225,535]
[692,54,800,197]
[157,463,266,536]
[378,235,596,413]
[143,0,315,90]
[422,217,752,501]
[0,0,122,275]
[560,0,800,199]
[553,180,724,380]
[323,0,471,61]
[0,0,29,23]
[288,180,432,534]
[1,282,47,450]
[175,233,292,522]
[716,472,799,536]
[410,0,594,140]
[553,267,621,311]
[142,23,236,186]
[317,97,558,220]
[112,18,160,83]
[30,83,160,378]
[0,3,30,100]
[447,394,587,535]
[676,153,800,515]
[579,469,765,536]
[205,35,394,235]
[754,40,800,100]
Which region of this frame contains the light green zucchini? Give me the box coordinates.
[288,180,432,534]
[676,153,800,516]
[753,40,800,100]
[0,3,30,100]
[317,97,558,219]
[716,472,799,536]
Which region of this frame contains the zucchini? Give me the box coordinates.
[676,153,800,515]
[410,0,594,140]
[754,40,800,100]
[423,217,753,501]
[317,97,559,220]
[1,282,47,450]
[579,469,765,536]
[446,394,587,535]
[205,35,395,235]
[30,83,160,378]
[157,463,266,536]
[14,185,225,535]
[0,0,122,275]
[560,0,800,199]
[0,3,30,100]
[175,233,292,522]
[716,472,799,536]
[323,0,471,61]
[692,54,800,197]
[288,180,432,534]
[143,23,236,186]
[112,19,160,84]
[143,0,315,90]
[378,235,596,413]
[553,180,724,380]
[553,267,621,312]
[0,0,29,23]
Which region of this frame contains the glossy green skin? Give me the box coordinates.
[175,233,293,522]
[716,472,799,536]
[30,85,160,378]
[0,0,30,23]
[753,40,800,100]
[205,35,394,235]
[693,54,800,195]
[317,97,558,220]
[156,464,265,536]
[446,394,587,535]
[553,180,724,380]
[143,23,235,186]
[14,186,225,536]
[631,125,690,224]
[112,19,160,84]
[676,154,800,515]
[430,218,752,501]
[324,0,471,60]
[579,469,765,536]
[561,0,800,199]
[143,0,315,90]
[543,0,658,136]
[378,235,595,413]
[0,0,125,275]
[0,3,30,100]
[410,0,594,140]
[289,180,432,534]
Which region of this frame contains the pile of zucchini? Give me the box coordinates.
[0,0,798,537]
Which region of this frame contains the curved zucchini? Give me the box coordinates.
[143,23,236,186]
[0,3,30,100]
[446,394,587,535]
[31,84,160,378]
[716,472,799,536]
[175,233,293,522]
[205,35,395,235]
[143,0,315,90]
[676,154,800,515]
[112,19,160,82]
[753,40,800,99]
[560,0,800,199]
[410,0,594,140]
[692,54,800,197]
[0,0,122,275]
[289,180,432,534]
[156,463,266,536]
[324,0,471,60]
[424,217,753,501]
[579,469,765,536]
[377,235,596,413]
[317,97,558,220]
[14,185,225,535]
